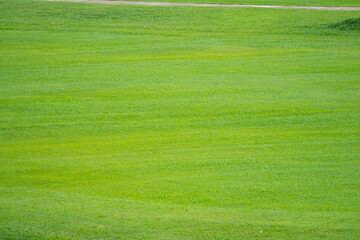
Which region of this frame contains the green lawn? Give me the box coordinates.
[1,0,360,239]
[116,0,360,7]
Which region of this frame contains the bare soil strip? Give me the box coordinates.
[44,0,360,10]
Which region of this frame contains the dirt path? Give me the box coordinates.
[44,0,360,10]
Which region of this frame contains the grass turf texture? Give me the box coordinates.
[328,18,360,30]
[1,0,360,239]
[114,0,360,7]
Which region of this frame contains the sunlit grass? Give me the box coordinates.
[0,0,359,239]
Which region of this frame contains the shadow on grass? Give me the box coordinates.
[327,18,360,30]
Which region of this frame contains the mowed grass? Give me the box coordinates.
[117,0,360,7]
[1,0,360,239]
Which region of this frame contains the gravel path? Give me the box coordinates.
[44,0,360,10]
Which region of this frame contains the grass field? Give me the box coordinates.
[1,0,360,239]
[116,0,360,7]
